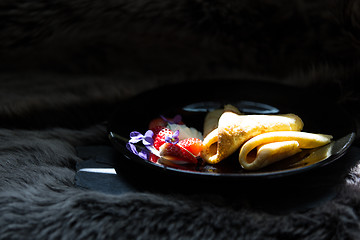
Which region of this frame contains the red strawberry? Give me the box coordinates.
[149,153,159,163]
[148,117,167,130]
[151,126,166,136]
[159,143,198,164]
[178,138,203,157]
[152,127,173,150]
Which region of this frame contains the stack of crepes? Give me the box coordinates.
[200,105,333,170]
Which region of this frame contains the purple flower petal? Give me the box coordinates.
[160,115,182,124]
[160,115,169,122]
[172,115,182,124]
[172,137,179,145]
[165,130,179,144]
[127,130,156,158]
[172,130,180,144]
[126,142,138,155]
[144,130,154,138]
[138,148,150,160]
[129,138,142,144]
[129,131,144,143]
[165,135,172,143]
[130,131,143,138]
[143,136,154,146]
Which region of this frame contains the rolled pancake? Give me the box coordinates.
[203,109,224,138]
[203,104,241,137]
[201,111,304,164]
[239,131,333,170]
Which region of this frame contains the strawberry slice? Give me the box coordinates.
[159,142,198,164]
[152,127,173,150]
[178,138,203,157]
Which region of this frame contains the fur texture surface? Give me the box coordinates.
[1,0,360,239]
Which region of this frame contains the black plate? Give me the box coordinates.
[108,79,356,180]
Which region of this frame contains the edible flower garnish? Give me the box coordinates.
[161,114,182,124]
[126,114,203,165]
[129,130,154,146]
[165,130,180,144]
[126,142,150,160]
[126,130,154,160]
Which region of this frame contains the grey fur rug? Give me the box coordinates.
[1,0,360,239]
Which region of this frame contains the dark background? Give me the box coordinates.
[0,0,359,77]
[0,0,359,136]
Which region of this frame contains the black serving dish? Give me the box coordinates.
[108,79,356,184]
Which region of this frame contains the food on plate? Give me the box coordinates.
[152,127,175,150]
[238,131,332,170]
[159,137,203,164]
[127,115,204,165]
[201,105,304,164]
[200,104,332,170]
[126,104,333,171]
[203,104,241,137]
[167,123,203,141]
